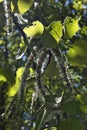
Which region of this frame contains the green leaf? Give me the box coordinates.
[7,84,17,97]
[59,118,85,130]
[7,67,25,97]
[64,17,80,39]
[67,39,87,65]
[0,74,7,86]
[0,74,7,82]
[43,55,59,77]
[49,21,63,43]
[62,101,81,115]
[23,21,44,38]
[41,21,63,48]
[80,26,87,36]
[11,0,33,14]
[0,65,15,85]
[0,39,3,45]
[16,67,25,79]
[41,30,58,48]
[80,105,87,114]
[73,0,83,11]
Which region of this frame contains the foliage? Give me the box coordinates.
[0,0,87,130]
[67,39,87,65]
[23,21,44,38]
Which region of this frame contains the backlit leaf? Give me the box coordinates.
[49,21,63,43]
[41,21,63,48]
[67,39,87,65]
[23,21,44,38]
[11,0,33,14]
[0,74,7,85]
[7,67,25,97]
[64,17,80,39]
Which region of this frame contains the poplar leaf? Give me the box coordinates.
[67,39,87,65]
[64,17,80,39]
[59,118,85,130]
[49,21,63,43]
[23,21,44,38]
[11,0,33,14]
[41,21,63,48]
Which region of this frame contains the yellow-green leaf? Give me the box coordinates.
[0,74,7,86]
[64,17,80,39]
[49,21,63,43]
[0,74,7,82]
[73,0,83,11]
[16,67,25,79]
[0,39,3,45]
[67,39,87,65]
[80,26,87,36]
[7,67,25,97]
[7,85,17,97]
[41,21,63,48]
[23,21,44,38]
[11,0,33,14]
